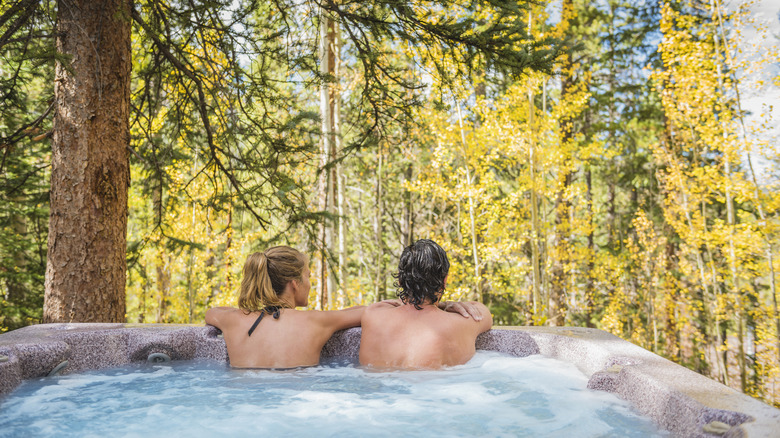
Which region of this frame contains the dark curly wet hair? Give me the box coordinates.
[394,239,450,309]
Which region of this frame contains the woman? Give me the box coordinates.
[205,245,481,369]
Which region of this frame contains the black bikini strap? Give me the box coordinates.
[247,306,282,337]
[247,312,265,337]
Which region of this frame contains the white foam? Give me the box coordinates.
[0,352,667,437]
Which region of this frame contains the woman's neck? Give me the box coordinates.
[276,294,296,309]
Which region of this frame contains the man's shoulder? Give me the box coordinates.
[438,303,493,333]
[365,301,397,312]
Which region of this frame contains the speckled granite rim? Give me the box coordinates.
[1,324,778,437]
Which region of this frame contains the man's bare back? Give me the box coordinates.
[359,301,493,369]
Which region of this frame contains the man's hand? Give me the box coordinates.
[439,301,483,321]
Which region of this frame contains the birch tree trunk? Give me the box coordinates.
[550,0,574,325]
[374,143,385,302]
[713,0,780,362]
[330,19,342,308]
[526,12,542,323]
[585,164,595,328]
[44,0,131,323]
[710,2,744,390]
[455,100,482,303]
[317,12,338,309]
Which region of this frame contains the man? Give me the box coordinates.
[359,239,493,369]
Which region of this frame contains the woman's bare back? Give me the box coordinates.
[206,306,362,368]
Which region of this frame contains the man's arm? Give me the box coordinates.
[313,306,366,332]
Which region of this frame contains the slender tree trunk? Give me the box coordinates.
[139,264,148,323]
[725,157,747,392]
[607,176,616,248]
[354,193,366,304]
[664,239,680,359]
[711,7,744,390]
[585,164,595,328]
[187,247,194,323]
[455,100,482,303]
[328,18,341,308]
[187,158,197,323]
[155,251,170,323]
[317,12,337,310]
[664,110,721,379]
[403,163,414,247]
[222,205,234,301]
[337,166,346,306]
[44,0,131,323]
[374,143,385,302]
[7,198,27,304]
[525,12,541,321]
[529,92,542,321]
[713,0,780,362]
[550,0,574,325]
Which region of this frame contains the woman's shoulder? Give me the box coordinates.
[205,306,247,328]
[207,306,244,316]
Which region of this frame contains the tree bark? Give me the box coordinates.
[44,0,131,323]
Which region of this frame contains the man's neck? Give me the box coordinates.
[406,301,439,310]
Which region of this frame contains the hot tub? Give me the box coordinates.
[0,324,778,436]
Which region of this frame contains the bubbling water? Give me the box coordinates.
[0,352,666,437]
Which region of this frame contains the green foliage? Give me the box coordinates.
[2,0,780,407]
[0,0,55,332]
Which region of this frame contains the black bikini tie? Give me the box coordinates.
[247,306,281,337]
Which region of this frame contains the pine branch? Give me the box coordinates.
[131,5,271,230]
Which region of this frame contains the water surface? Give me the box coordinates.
[0,352,666,437]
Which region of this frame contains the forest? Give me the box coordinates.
[2,0,780,406]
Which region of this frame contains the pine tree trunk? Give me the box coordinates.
[44,0,131,323]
